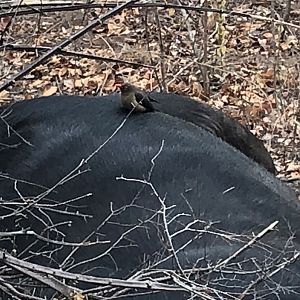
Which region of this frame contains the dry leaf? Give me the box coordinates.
[0,90,9,100]
[72,291,85,300]
[263,32,273,39]
[289,172,300,180]
[42,86,57,96]
[64,79,74,90]
[168,8,175,17]
[32,79,43,87]
[75,79,82,88]
[59,68,68,77]
[287,163,300,172]
[0,17,11,31]
[107,18,125,35]
[259,69,274,80]
[69,69,77,76]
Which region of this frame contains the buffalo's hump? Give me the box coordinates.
[152,92,276,174]
[0,94,299,299]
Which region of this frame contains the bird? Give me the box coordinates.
[117,83,158,113]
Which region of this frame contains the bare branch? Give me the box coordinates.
[2,44,155,69]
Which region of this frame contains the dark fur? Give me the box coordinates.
[0,95,298,299]
[150,93,276,174]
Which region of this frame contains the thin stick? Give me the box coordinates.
[0,250,184,292]
[3,44,155,69]
[212,221,279,271]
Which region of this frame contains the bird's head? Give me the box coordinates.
[115,83,135,93]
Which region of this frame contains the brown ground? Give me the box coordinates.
[0,0,299,195]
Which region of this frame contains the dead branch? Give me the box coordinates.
[283,0,292,22]
[153,9,166,91]
[2,44,155,69]
[212,221,279,271]
[0,229,109,247]
[0,276,43,300]
[6,263,79,299]
[0,250,183,293]
[239,250,300,299]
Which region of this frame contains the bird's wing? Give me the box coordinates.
[148,95,159,103]
[135,90,159,103]
[135,91,156,111]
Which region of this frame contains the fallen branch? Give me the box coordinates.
[0,250,183,293]
[2,44,155,69]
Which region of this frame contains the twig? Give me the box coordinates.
[116,174,185,276]
[0,276,43,300]
[143,9,162,91]
[2,44,155,69]
[171,273,215,300]
[239,251,300,299]
[0,111,33,146]
[201,0,210,96]
[153,6,166,91]
[153,59,197,90]
[283,0,291,22]
[7,263,79,300]
[0,250,184,292]
[212,221,279,271]
[0,229,109,247]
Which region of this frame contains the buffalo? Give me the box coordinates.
[0,94,299,299]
